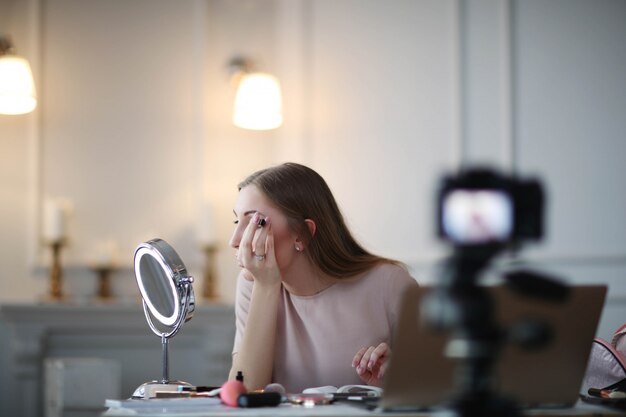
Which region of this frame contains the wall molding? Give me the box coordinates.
[402,252,626,269]
[26,0,42,269]
[500,0,515,170]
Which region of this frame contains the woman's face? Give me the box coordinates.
[229,185,298,272]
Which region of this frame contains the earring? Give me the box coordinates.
[295,245,301,252]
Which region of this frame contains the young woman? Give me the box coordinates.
[228,163,418,392]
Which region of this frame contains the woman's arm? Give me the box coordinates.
[229,283,280,390]
[352,265,419,386]
[229,278,281,389]
[229,213,282,390]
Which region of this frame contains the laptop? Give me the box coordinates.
[378,284,607,411]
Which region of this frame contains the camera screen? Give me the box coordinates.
[441,189,513,244]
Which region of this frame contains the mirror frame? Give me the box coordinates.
[134,239,194,328]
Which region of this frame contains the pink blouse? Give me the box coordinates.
[232,263,418,393]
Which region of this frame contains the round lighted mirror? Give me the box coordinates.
[132,238,195,399]
[134,240,194,327]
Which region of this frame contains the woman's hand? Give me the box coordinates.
[352,342,390,386]
[237,212,281,286]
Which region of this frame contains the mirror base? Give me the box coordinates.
[131,380,193,399]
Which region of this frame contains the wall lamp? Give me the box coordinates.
[229,57,282,131]
[0,36,37,115]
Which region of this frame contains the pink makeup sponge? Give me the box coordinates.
[220,380,247,407]
[264,383,286,395]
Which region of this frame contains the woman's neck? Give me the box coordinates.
[281,261,337,296]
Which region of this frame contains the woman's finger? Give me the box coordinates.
[252,217,269,257]
[377,359,390,380]
[358,346,376,373]
[264,222,276,264]
[352,347,367,368]
[239,212,260,263]
[367,342,389,370]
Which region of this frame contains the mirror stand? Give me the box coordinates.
[131,333,192,398]
[132,285,194,398]
[131,239,196,399]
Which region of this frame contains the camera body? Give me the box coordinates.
[437,167,544,247]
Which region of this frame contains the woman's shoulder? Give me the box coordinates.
[367,261,414,278]
[360,262,418,288]
[350,262,418,316]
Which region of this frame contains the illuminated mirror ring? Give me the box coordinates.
[134,239,194,328]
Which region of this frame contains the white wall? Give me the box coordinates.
[0,0,40,301]
[1,0,625,339]
[512,0,626,337]
[306,0,459,267]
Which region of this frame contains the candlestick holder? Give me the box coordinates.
[202,244,219,300]
[48,240,65,301]
[92,265,115,301]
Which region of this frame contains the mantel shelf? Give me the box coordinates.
[0,302,233,327]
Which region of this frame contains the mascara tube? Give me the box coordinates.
[237,392,282,408]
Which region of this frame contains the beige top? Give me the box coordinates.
[232,263,418,393]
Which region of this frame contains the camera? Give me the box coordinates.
[426,167,562,417]
[437,167,544,246]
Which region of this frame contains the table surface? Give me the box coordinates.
[102,398,623,417]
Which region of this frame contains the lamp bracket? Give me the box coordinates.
[0,36,14,55]
[228,56,253,76]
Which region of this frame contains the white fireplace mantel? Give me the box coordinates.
[0,302,235,417]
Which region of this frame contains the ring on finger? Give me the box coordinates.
[255,254,266,261]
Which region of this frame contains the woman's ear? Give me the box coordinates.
[304,219,317,238]
[295,219,317,250]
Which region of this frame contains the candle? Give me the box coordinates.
[91,240,119,267]
[43,198,66,242]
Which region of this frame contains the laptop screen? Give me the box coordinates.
[380,285,606,411]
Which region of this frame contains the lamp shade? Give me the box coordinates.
[0,54,37,115]
[232,72,282,130]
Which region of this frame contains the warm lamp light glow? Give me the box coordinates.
[233,72,282,130]
[0,54,37,115]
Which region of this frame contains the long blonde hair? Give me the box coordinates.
[238,163,401,278]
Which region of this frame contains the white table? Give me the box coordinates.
[102,398,622,417]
